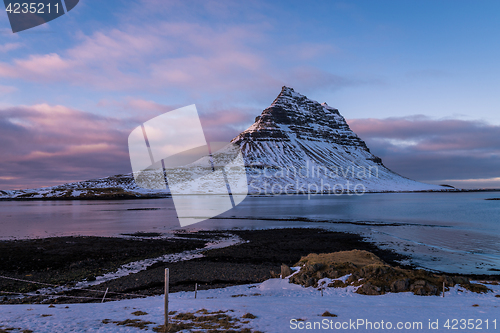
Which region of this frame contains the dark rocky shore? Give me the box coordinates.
[1,228,498,304]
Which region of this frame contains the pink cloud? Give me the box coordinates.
[98,97,256,143]
[197,104,257,142]
[347,116,500,187]
[0,15,356,97]
[0,42,22,53]
[0,104,132,189]
[0,21,270,92]
[0,53,73,81]
[349,116,500,151]
[0,99,259,190]
[0,85,17,95]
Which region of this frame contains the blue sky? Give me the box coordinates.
[1,0,500,189]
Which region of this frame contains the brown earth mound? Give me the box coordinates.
[289,250,491,296]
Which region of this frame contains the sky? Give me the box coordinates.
[0,0,499,190]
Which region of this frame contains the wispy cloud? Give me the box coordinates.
[0,104,132,189]
[0,100,257,190]
[0,42,22,53]
[2,104,499,190]
[96,97,257,143]
[0,11,366,100]
[349,116,500,188]
[0,22,269,91]
[0,85,16,95]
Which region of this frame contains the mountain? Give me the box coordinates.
[230,86,444,194]
[0,87,446,200]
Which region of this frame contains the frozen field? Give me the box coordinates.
[1,276,499,333]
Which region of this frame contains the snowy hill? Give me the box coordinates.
[0,173,169,200]
[0,87,446,200]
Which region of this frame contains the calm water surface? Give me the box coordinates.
[1,191,499,274]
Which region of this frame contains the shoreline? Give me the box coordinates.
[1,228,499,305]
[1,188,500,201]
[0,228,409,304]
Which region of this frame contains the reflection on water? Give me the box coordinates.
[1,191,499,274]
[0,200,179,239]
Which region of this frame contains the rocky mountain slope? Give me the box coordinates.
[0,87,446,199]
[230,86,445,194]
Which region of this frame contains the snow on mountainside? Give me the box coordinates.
[231,86,445,194]
[0,87,446,200]
[0,173,169,200]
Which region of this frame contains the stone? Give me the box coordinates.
[280,264,292,278]
[391,279,410,292]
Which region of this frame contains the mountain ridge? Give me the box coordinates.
[229,86,443,195]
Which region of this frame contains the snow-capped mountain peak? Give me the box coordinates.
[231,86,445,193]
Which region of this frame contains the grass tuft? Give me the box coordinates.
[132,311,148,316]
[321,311,338,317]
[242,313,257,319]
[102,318,153,330]
[153,309,261,332]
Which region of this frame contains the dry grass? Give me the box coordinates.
[461,283,490,293]
[173,312,195,320]
[0,328,33,333]
[290,250,492,296]
[297,250,385,268]
[132,311,149,316]
[102,318,154,330]
[480,281,499,285]
[242,313,257,319]
[152,309,261,332]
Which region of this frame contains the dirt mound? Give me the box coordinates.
[289,251,491,296]
[296,250,385,268]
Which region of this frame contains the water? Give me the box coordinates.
[1,191,499,274]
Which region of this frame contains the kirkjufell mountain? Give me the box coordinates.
[0,87,446,199]
[231,86,444,194]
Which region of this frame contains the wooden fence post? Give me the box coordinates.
[165,268,169,332]
[195,283,198,299]
[101,287,109,303]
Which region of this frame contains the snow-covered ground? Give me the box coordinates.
[2,277,499,332]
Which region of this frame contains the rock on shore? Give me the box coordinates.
[289,250,490,296]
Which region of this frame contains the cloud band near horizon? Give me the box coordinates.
[0,103,498,190]
[348,116,500,189]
